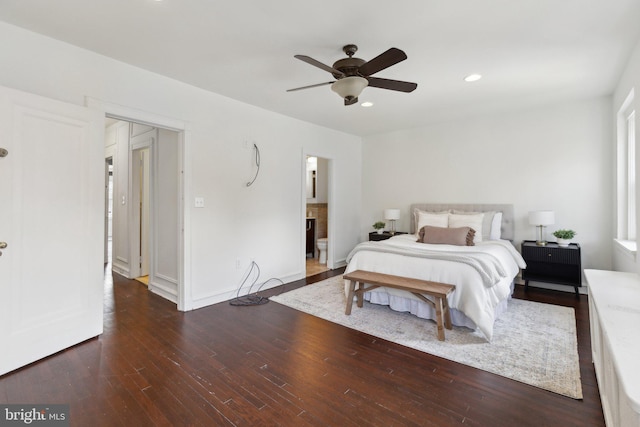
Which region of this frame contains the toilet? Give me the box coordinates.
[317,238,328,264]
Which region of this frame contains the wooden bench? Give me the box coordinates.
[343,270,456,341]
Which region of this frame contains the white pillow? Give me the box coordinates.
[448,213,484,243]
[490,212,503,240]
[452,210,494,240]
[415,209,449,236]
[451,210,503,240]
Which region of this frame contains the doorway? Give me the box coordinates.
[104,117,182,305]
[305,155,331,276]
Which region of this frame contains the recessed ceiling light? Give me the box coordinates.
[464,74,482,82]
[361,102,374,107]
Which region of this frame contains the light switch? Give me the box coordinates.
[194,197,205,208]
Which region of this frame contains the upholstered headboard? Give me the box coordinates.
[409,203,515,241]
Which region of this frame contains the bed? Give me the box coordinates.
[344,203,526,340]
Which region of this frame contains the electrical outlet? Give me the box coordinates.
[194,197,205,208]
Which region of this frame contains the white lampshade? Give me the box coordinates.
[528,210,555,226]
[331,76,368,99]
[384,209,401,220]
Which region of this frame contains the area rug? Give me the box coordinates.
[270,275,582,399]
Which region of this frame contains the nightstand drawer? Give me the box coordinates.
[522,245,580,264]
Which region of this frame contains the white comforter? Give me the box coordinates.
[344,234,526,340]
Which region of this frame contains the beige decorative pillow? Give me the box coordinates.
[452,210,495,240]
[448,213,484,243]
[417,226,475,246]
[414,209,449,236]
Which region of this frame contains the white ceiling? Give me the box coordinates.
[1,0,640,136]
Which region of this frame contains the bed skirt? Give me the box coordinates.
[363,281,515,331]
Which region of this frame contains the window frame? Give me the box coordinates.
[616,88,636,253]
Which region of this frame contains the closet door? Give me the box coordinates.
[0,85,104,375]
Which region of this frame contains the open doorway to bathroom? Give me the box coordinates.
[305,155,330,276]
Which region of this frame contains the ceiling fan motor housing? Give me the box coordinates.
[331,57,366,79]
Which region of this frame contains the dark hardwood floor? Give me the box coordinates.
[0,267,604,426]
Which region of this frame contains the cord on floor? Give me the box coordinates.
[229,261,284,306]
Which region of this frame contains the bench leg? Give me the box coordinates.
[435,297,445,341]
[356,281,364,308]
[443,299,453,330]
[345,280,356,315]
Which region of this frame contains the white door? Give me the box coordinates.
[0,85,104,376]
[130,138,153,280]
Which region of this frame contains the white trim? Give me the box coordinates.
[300,148,308,277]
[614,238,637,260]
[189,270,301,311]
[85,97,191,311]
[154,272,178,285]
[148,284,178,304]
[616,88,636,242]
[326,157,335,270]
[130,135,154,151]
[86,97,186,131]
[178,128,190,310]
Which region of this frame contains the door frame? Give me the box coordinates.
[104,154,114,264]
[87,97,191,311]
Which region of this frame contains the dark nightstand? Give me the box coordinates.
[521,240,582,295]
[369,231,408,241]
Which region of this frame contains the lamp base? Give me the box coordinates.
[389,220,396,235]
[535,225,547,246]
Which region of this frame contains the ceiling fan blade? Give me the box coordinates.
[344,97,358,106]
[286,81,335,92]
[294,55,345,77]
[366,77,417,93]
[358,48,407,76]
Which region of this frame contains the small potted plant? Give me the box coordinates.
[372,221,386,234]
[553,229,576,247]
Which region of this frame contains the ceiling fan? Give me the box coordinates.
[287,44,418,106]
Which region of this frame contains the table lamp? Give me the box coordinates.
[384,209,401,235]
[528,210,555,246]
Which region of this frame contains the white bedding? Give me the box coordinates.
[344,234,526,340]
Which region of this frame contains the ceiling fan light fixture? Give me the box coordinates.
[331,76,368,100]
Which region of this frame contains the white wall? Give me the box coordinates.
[362,97,614,276]
[613,37,640,273]
[0,22,362,310]
[150,127,180,300]
[316,157,329,203]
